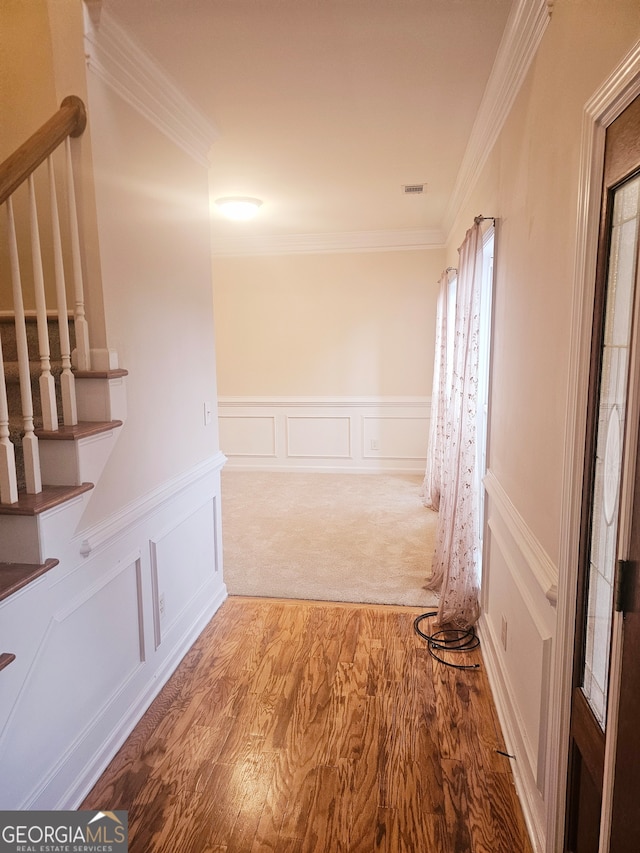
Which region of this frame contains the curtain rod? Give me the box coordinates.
[474,214,496,225]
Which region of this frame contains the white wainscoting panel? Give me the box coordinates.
[0,453,227,810]
[150,498,219,647]
[219,397,430,473]
[219,415,276,457]
[0,554,145,809]
[287,416,351,458]
[479,468,558,853]
[362,415,429,460]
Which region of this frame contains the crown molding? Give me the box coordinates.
[443,0,552,240]
[83,5,218,167]
[212,227,445,257]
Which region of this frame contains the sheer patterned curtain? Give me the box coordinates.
[426,223,484,628]
[421,271,450,510]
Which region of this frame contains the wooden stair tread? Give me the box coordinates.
[74,368,128,379]
[0,558,59,602]
[36,420,123,440]
[0,482,93,516]
[0,653,16,671]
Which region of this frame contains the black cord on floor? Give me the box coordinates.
[413,611,481,670]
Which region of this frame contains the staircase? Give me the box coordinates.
[0,313,125,602]
[0,97,126,610]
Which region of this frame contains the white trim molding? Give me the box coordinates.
[83,5,218,167]
[479,613,549,853]
[212,228,446,257]
[443,0,552,239]
[481,468,558,853]
[484,469,558,605]
[0,453,227,809]
[78,451,226,558]
[218,396,430,473]
[551,39,640,853]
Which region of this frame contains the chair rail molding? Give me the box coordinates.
[78,451,226,559]
[484,469,558,606]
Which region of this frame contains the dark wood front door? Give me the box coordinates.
[565,94,640,853]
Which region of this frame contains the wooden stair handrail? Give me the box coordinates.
[0,96,87,205]
[0,653,16,672]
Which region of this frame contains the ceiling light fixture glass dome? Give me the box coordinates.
[215,196,263,220]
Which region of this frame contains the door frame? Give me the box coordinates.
[551,41,640,853]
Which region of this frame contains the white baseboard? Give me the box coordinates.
[478,613,546,853]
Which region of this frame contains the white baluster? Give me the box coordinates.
[28,174,58,432]
[0,331,18,504]
[48,156,77,426]
[65,138,90,370]
[6,197,41,494]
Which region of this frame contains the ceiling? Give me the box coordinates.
[101,0,513,250]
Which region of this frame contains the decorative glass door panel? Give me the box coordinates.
[582,174,640,728]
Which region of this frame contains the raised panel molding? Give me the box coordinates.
[286,415,352,458]
[0,455,227,810]
[482,466,558,853]
[150,498,219,648]
[218,397,430,473]
[218,415,277,458]
[485,517,553,787]
[0,553,145,808]
[362,415,429,460]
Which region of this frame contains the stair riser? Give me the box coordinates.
[38,427,122,487]
[0,516,43,563]
[0,487,93,565]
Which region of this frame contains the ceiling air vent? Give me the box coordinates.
[402,183,426,194]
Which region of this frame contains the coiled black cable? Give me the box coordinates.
[413,611,481,670]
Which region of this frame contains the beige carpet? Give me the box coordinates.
[221,470,440,607]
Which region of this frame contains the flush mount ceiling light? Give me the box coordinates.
[215,197,263,220]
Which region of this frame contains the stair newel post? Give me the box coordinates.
[0,331,18,505]
[65,138,90,371]
[28,174,58,432]
[48,156,77,426]
[5,197,42,495]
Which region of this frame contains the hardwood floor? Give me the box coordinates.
[82,597,533,853]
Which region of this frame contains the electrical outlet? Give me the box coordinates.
[159,593,166,619]
[370,439,379,451]
[501,615,508,651]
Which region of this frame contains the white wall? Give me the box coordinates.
[213,248,443,471]
[82,55,221,525]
